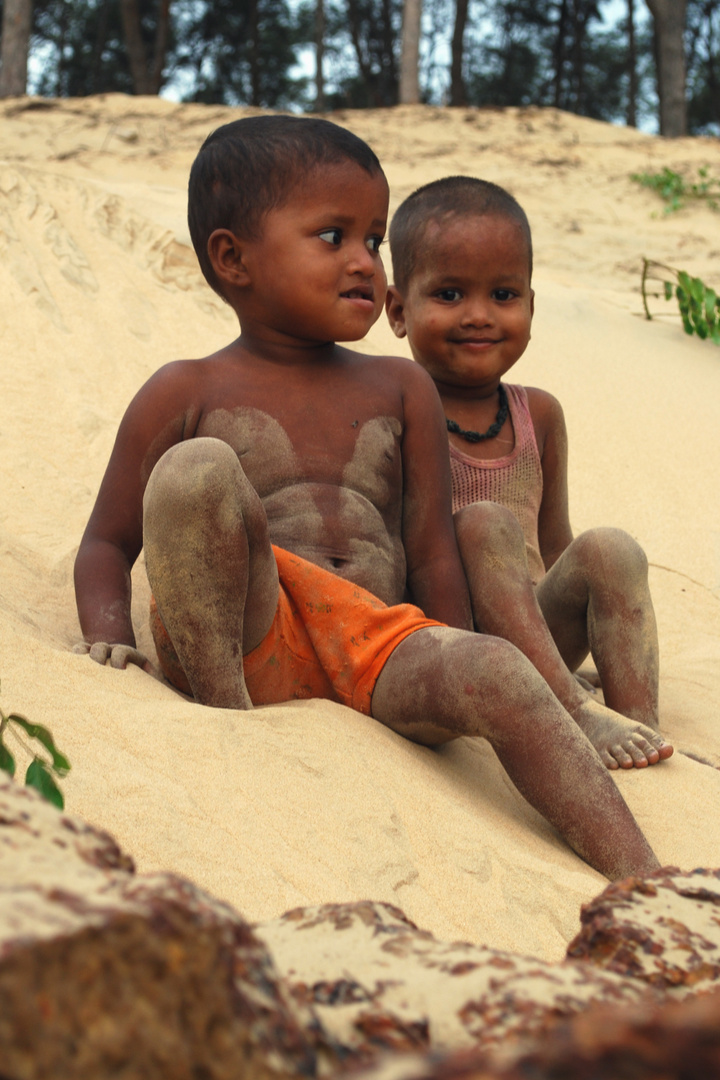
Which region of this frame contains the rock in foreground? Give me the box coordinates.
[253,900,653,1059]
[0,777,315,1080]
[567,867,720,992]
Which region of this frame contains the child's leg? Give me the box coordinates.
[371,627,660,881]
[454,503,671,770]
[143,437,279,709]
[535,527,659,725]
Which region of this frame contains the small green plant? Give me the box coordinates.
[0,681,71,808]
[641,258,720,345]
[631,166,720,213]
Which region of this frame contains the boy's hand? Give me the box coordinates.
[73,641,157,676]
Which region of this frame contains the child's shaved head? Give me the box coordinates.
[189,114,384,296]
[390,176,532,291]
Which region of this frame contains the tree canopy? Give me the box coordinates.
[0,0,716,135]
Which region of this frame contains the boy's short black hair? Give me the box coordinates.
[188,114,384,296]
[390,175,533,291]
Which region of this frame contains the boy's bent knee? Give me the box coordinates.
[144,438,258,523]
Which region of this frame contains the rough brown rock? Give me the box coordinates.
[0,776,316,1080]
[5,774,720,1079]
[252,899,655,1059]
[349,987,720,1080]
[566,866,720,992]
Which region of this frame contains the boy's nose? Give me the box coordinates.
[347,242,376,276]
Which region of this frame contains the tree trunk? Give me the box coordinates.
[553,0,569,107]
[645,0,688,135]
[149,0,171,93]
[248,0,260,105]
[449,0,469,106]
[346,0,374,87]
[380,0,398,102]
[118,0,171,95]
[0,0,32,98]
[627,0,637,127]
[315,0,325,111]
[399,0,421,103]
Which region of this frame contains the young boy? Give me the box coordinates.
[74,115,666,881]
[386,175,672,772]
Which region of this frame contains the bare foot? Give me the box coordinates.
[571,697,674,770]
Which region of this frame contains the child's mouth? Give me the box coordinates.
[341,286,374,302]
[453,337,500,347]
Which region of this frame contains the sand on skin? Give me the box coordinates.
[1,96,719,961]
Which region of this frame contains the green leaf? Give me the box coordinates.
[690,276,706,304]
[705,289,718,322]
[25,759,64,809]
[7,714,70,775]
[664,280,673,301]
[0,741,16,777]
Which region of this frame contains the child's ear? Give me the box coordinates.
[385,286,408,338]
[207,229,251,289]
[530,288,535,319]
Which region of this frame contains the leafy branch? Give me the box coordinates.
[641,258,720,346]
[0,681,71,808]
[631,167,720,214]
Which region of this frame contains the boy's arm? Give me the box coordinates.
[74,363,194,665]
[527,387,574,572]
[396,359,473,630]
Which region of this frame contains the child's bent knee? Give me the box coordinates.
[454,501,525,553]
[577,527,649,582]
[145,438,253,520]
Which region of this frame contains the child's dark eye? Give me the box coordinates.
[319,228,342,246]
[493,288,516,302]
[366,235,384,253]
[436,288,462,302]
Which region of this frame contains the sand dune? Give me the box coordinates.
[1,95,719,960]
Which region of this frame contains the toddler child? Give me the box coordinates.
[386,175,671,772]
[74,117,667,880]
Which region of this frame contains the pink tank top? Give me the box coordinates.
[449,384,545,584]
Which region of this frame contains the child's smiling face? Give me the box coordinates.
[387,212,534,392]
[237,160,389,349]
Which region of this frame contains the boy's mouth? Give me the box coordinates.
[341,285,374,302]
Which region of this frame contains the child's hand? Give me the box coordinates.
[73,640,157,676]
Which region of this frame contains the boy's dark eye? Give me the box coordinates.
[493,288,516,302]
[366,235,384,253]
[319,228,342,246]
[436,288,462,302]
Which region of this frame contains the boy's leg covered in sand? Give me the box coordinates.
[372,629,660,882]
[143,437,659,882]
[143,438,279,709]
[454,501,671,771]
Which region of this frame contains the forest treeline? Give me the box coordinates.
[0,0,717,136]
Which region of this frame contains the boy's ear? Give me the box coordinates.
[207,228,252,289]
[530,288,535,319]
[385,286,408,338]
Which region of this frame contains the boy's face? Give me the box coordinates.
[386,213,534,391]
[236,161,389,347]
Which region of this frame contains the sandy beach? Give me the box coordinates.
[1,95,719,961]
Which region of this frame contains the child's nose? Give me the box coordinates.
[347,241,376,276]
[460,299,493,326]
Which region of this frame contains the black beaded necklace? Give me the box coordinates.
[445,383,509,444]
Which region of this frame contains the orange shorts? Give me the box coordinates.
[150,545,445,715]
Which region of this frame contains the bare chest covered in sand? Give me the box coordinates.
[198,406,407,602]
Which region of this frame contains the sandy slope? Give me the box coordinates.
[1,95,719,960]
